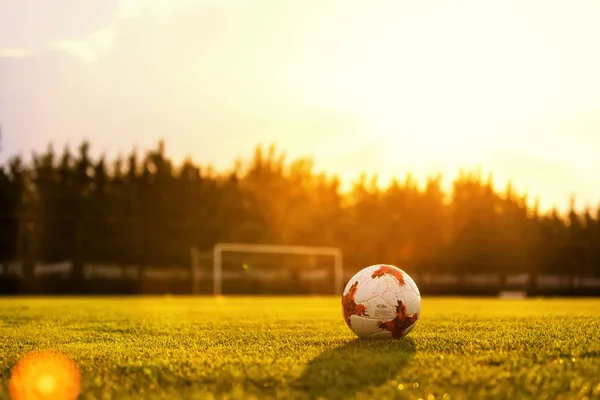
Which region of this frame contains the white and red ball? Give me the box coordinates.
[341,264,421,339]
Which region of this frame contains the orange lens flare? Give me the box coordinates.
[9,351,80,400]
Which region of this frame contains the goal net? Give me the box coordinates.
[191,243,343,295]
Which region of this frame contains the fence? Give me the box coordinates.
[1,261,600,296]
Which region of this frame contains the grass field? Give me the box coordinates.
[1,297,600,400]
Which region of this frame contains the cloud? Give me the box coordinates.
[41,0,236,64]
[46,25,116,64]
[0,48,33,59]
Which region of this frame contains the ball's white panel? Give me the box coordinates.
[401,287,421,315]
[364,296,396,322]
[378,279,404,308]
[347,265,381,302]
[349,314,382,337]
[366,331,394,339]
[399,271,421,316]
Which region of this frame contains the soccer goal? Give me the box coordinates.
[191,243,343,296]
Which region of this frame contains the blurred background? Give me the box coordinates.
[0,139,597,296]
[2,0,600,296]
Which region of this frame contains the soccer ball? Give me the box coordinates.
[341,264,421,339]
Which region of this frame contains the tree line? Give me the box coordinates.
[0,140,598,280]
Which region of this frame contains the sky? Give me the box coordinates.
[1,0,600,212]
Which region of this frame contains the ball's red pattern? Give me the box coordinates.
[377,299,419,338]
[341,280,367,326]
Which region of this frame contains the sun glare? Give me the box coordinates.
[35,374,57,396]
[323,0,600,191]
[9,351,81,400]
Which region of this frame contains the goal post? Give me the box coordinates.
[201,243,343,296]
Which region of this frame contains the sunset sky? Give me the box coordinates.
[1,0,600,212]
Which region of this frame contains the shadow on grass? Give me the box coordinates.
[295,337,417,400]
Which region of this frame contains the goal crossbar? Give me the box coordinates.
[211,242,343,295]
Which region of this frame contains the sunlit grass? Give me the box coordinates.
[1,297,600,399]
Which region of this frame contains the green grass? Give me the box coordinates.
[1,297,600,400]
